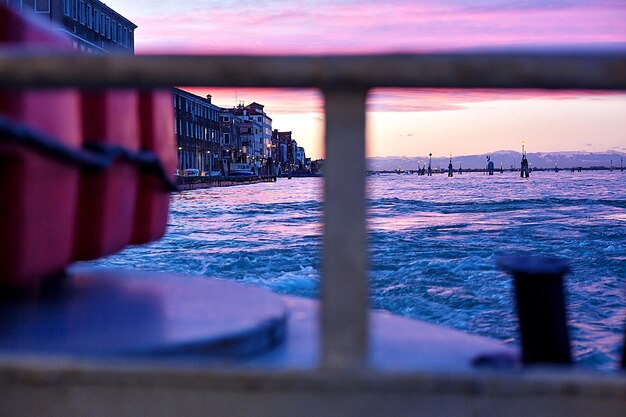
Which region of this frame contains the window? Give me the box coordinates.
[221,116,230,123]
[7,0,22,12]
[87,5,92,28]
[101,14,105,35]
[72,0,77,19]
[118,24,122,44]
[94,10,99,32]
[79,1,84,24]
[224,133,231,144]
[106,17,111,39]
[35,0,50,13]
[112,20,117,42]
[63,0,70,15]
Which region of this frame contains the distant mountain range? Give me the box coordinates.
[367,151,626,171]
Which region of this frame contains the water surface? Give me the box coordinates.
[92,171,626,370]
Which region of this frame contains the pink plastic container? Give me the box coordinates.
[0,6,81,288]
[132,91,176,244]
[72,91,140,261]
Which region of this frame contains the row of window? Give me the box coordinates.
[4,0,50,13]
[242,115,271,126]
[175,96,220,122]
[174,117,219,142]
[63,0,132,49]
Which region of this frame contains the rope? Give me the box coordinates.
[0,114,178,192]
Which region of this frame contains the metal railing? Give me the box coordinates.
[1,52,625,372]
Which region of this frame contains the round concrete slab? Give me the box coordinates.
[0,267,287,358]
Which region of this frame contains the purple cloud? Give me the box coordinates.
[107,0,626,54]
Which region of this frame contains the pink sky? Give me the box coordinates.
[106,1,626,159]
[108,0,626,54]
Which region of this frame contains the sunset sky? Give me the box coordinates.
[104,0,626,159]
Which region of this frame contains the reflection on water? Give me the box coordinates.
[90,171,626,370]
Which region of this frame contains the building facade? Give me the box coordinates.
[173,88,221,174]
[272,130,299,174]
[244,102,272,163]
[217,102,308,176]
[229,103,272,166]
[4,0,136,54]
[296,146,306,170]
[218,110,241,169]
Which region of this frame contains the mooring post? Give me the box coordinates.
[622,334,626,369]
[497,255,572,365]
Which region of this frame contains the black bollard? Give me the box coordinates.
[623,336,626,369]
[622,326,626,368]
[497,255,572,365]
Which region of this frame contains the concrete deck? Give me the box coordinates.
[0,268,287,358]
[0,269,625,416]
[0,268,516,369]
[239,296,518,371]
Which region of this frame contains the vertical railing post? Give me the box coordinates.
[321,87,369,371]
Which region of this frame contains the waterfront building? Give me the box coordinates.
[4,0,136,54]
[228,103,271,169]
[296,146,306,171]
[176,86,311,176]
[244,102,273,163]
[272,130,295,173]
[173,88,221,174]
[219,108,244,168]
[288,139,298,171]
[238,119,263,164]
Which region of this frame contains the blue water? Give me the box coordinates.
[90,171,626,370]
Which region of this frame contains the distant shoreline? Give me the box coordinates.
[368,166,624,175]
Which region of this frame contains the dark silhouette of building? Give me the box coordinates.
[173,88,221,173]
[4,0,136,54]
[272,130,297,173]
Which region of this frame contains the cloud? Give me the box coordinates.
[367,89,624,113]
[174,86,625,116]
[120,0,626,54]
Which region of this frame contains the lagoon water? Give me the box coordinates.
[91,171,626,370]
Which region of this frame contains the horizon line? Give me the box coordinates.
[367,149,626,159]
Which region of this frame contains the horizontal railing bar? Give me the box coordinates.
[0,53,624,89]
